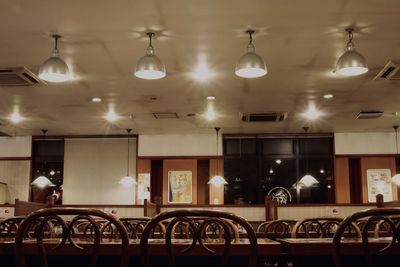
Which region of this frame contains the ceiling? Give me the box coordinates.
[0,0,399,136]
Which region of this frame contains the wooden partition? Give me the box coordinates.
[14,198,53,216]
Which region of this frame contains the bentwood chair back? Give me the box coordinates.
[333,208,400,267]
[0,216,25,237]
[257,219,297,239]
[292,217,360,238]
[15,208,129,267]
[140,209,258,267]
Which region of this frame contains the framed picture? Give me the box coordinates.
[168,170,192,204]
[366,169,393,202]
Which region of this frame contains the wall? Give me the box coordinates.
[0,136,32,157]
[138,134,221,156]
[63,138,137,204]
[0,136,31,204]
[335,132,398,155]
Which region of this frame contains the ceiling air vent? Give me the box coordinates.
[0,67,45,86]
[374,61,400,80]
[356,111,384,119]
[153,112,179,119]
[241,112,287,122]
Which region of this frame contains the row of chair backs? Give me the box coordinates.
[140,209,258,267]
[333,207,400,267]
[11,208,257,267]
[14,208,130,267]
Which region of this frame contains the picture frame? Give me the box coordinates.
[168,170,192,204]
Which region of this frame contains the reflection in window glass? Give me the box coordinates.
[223,136,334,204]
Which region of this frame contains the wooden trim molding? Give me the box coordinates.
[138,156,223,160]
[0,157,31,161]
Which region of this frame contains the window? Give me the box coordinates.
[223,135,334,204]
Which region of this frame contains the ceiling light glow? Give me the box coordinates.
[192,60,213,81]
[303,103,323,121]
[105,109,119,122]
[92,97,102,103]
[10,110,23,123]
[323,94,333,99]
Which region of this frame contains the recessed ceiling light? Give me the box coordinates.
[323,94,333,99]
[205,105,216,121]
[10,110,23,123]
[92,97,102,103]
[207,96,216,100]
[302,103,323,121]
[105,110,119,122]
[276,159,282,164]
[192,60,213,81]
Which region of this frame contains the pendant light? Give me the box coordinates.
[299,127,319,187]
[134,32,166,80]
[335,28,368,76]
[119,129,137,187]
[391,126,400,185]
[235,30,267,78]
[208,127,228,186]
[39,34,72,83]
[31,129,56,188]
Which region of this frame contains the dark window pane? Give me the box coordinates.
[263,139,293,155]
[225,139,240,155]
[299,138,332,155]
[224,138,256,155]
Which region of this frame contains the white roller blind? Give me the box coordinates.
[0,160,30,204]
[63,138,137,204]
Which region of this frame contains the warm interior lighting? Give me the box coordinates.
[39,34,72,83]
[206,104,216,121]
[299,174,319,187]
[335,28,368,77]
[92,97,102,103]
[119,175,137,188]
[192,58,213,81]
[105,109,119,122]
[303,103,323,121]
[31,176,56,188]
[119,129,137,187]
[235,30,267,78]
[134,32,166,80]
[276,159,282,164]
[323,94,333,99]
[10,110,23,123]
[208,175,228,186]
[208,127,228,186]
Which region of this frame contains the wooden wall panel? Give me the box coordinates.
[137,158,151,174]
[209,159,224,204]
[360,157,397,203]
[162,159,197,205]
[335,157,350,203]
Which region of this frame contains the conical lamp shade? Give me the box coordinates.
[208,175,228,186]
[392,174,400,186]
[299,174,319,187]
[31,176,56,188]
[119,175,137,187]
